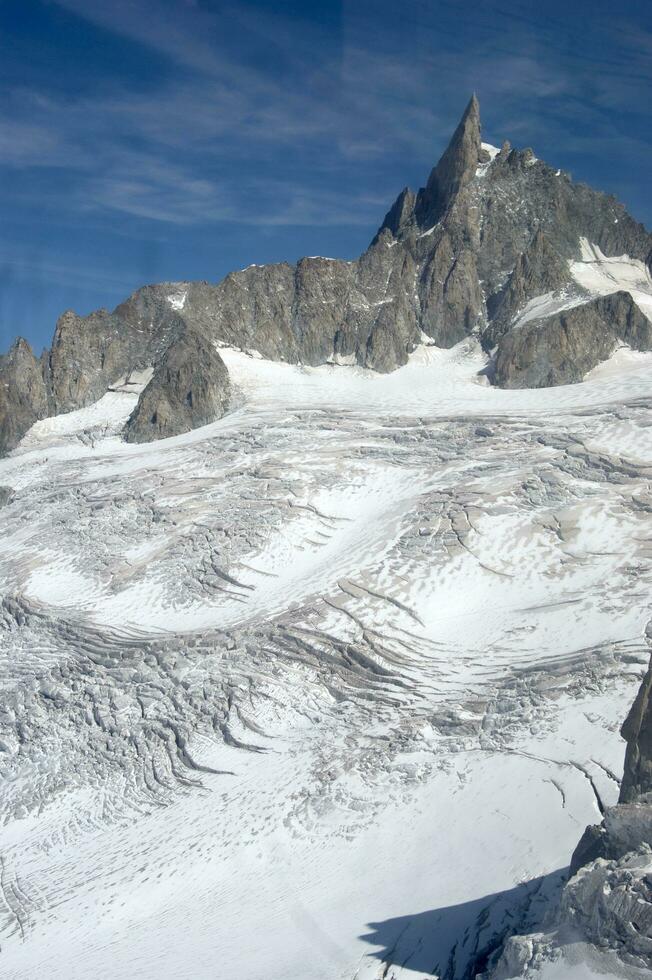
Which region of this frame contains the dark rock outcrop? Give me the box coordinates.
[620,647,652,805]
[494,291,652,389]
[563,650,652,969]
[416,93,482,227]
[0,338,49,455]
[558,847,652,971]
[124,329,231,443]
[48,290,186,414]
[569,638,652,875]
[484,229,574,345]
[373,186,417,244]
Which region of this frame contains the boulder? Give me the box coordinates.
[124,329,231,443]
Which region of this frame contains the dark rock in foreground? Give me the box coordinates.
[621,639,652,805]
[483,631,652,978]
[124,330,231,443]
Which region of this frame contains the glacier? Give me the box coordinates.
[1,339,652,978]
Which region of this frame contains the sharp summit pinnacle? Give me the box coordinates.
[417,93,482,225]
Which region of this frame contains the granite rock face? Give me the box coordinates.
[2,94,652,452]
[0,338,49,455]
[559,848,652,969]
[416,92,482,226]
[563,652,652,969]
[494,291,652,389]
[48,290,186,414]
[124,328,231,443]
[484,229,573,346]
[621,642,652,805]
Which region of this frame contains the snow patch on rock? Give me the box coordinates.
[571,239,652,320]
[166,290,187,311]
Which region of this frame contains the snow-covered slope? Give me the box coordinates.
[571,238,652,316]
[1,343,652,978]
[509,238,652,333]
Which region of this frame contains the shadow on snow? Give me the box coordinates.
[358,868,566,979]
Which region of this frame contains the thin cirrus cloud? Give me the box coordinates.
[0,0,650,352]
[8,0,651,227]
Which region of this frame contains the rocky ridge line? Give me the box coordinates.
[1,95,651,454]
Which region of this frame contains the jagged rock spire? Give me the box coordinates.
[417,94,482,226]
[371,95,482,241]
[372,186,416,244]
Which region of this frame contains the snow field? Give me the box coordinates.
[1,333,652,978]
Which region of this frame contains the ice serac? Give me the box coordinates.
[124,328,231,443]
[0,338,49,454]
[483,639,652,979]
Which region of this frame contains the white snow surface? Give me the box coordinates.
[481,142,500,160]
[476,142,500,177]
[1,341,652,979]
[166,289,187,311]
[571,238,652,320]
[511,238,652,331]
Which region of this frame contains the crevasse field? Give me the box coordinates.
[2,251,652,977]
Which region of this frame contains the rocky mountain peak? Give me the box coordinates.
[0,332,48,456]
[1,95,652,455]
[9,336,34,357]
[416,92,482,226]
[373,186,417,244]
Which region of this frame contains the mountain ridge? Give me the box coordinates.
[2,95,652,455]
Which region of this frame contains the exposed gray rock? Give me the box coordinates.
[183,264,297,361]
[419,240,485,346]
[558,848,652,972]
[373,186,416,243]
[494,291,652,389]
[124,328,231,443]
[621,641,652,805]
[292,256,354,365]
[485,229,574,345]
[570,647,652,875]
[571,803,652,875]
[0,338,49,454]
[415,93,482,227]
[561,656,652,971]
[569,819,613,875]
[48,290,185,414]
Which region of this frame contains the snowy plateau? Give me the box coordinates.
[2,312,652,978]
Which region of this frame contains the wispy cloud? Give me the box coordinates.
[0,243,144,294]
[0,0,646,237]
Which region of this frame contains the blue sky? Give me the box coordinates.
[1,0,651,352]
